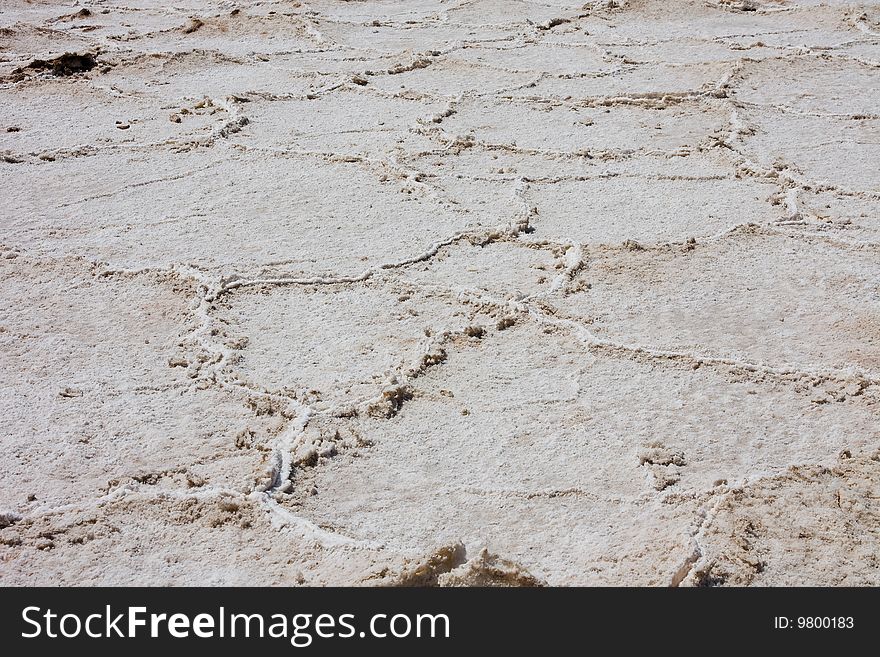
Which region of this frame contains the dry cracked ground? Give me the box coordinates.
[1,0,879,586]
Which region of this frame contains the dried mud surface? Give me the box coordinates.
[1,0,879,586]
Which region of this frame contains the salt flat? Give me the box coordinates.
[1,0,879,586]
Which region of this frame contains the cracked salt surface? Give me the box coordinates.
[1,0,879,586]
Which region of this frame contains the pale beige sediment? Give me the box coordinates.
[1,0,878,586]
